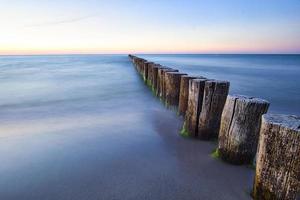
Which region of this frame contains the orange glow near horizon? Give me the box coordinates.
[1,43,299,55]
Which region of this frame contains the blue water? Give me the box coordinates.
[141,54,300,115]
[0,54,298,199]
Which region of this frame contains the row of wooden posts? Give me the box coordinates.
[128,55,300,200]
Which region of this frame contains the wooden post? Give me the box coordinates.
[253,114,300,200]
[164,72,187,107]
[218,95,269,165]
[132,57,148,79]
[147,63,153,86]
[178,75,205,116]
[156,67,169,97]
[134,58,139,71]
[184,78,207,137]
[156,68,177,98]
[198,80,230,140]
[143,61,152,82]
[146,62,152,82]
[146,62,155,86]
[151,64,162,92]
[161,68,179,101]
[136,58,140,69]
[136,58,140,72]
[133,57,138,70]
[138,59,146,75]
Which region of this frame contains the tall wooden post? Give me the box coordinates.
[138,59,146,75]
[134,58,139,71]
[147,62,155,86]
[184,78,207,137]
[164,72,187,107]
[178,76,205,116]
[143,62,152,82]
[137,59,141,73]
[156,67,170,97]
[253,114,300,200]
[157,68,178,99]
[198,80,230,140]
[161,69,179,101]
[151,64,162,92]
[218,95,269,165]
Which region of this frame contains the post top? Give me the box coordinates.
[228,94,269,105]
[192,78,208,82]
[206,79,230,84]
[181,75,197,78]
[162,68,178,72]
[152,64,162,67]
[166,72,187,75]
[263,114,300,132]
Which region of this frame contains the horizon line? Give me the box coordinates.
[1,52,300,56]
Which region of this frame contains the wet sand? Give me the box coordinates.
[0,55,253,200]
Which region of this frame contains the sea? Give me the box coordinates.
[0,54,299,200]
[140,54,300,115]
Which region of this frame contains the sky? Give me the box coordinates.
[0,0,299,54]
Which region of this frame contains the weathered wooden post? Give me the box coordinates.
[147,62,155,86]
[151,64,162,92]
[198,80,230,140]
[138,59,144,75]
[134,57,139,71]
[157,68,177,99]
[133,57,138,69]
[135,58,140,72]
[184,78,207,137]
[156,67,169,97]
[161,68,179,101]
[253,114,300,200]
[164,72,187,107]
[218,95,269,165]
[143,61,152,82]
[137,58,145,75]
[178,76,205,116]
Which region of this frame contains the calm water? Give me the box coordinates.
[0,54,298,199]
[141,54,300,115]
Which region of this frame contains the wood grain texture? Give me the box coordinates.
[156,67,171,97]
[164,72,187,107]
[156,66,170,97]
[198,80,230,140]
[151,64,161,92]
[160,68,178,100]
[218,95,269,165]
[146,62,155,86]
[185,78,207,137]
[253,114,300,200]
[178,76,205,116]
[143,62,152,82]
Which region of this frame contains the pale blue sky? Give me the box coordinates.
[0,0,299,54]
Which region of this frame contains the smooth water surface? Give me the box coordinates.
[1,54,297,199]
[141,54,300,115]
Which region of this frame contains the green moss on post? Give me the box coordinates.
[211,149,220,159]
[146,79,152,88]
[180,122,190,137]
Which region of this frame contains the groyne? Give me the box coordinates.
[128,54,300,200]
